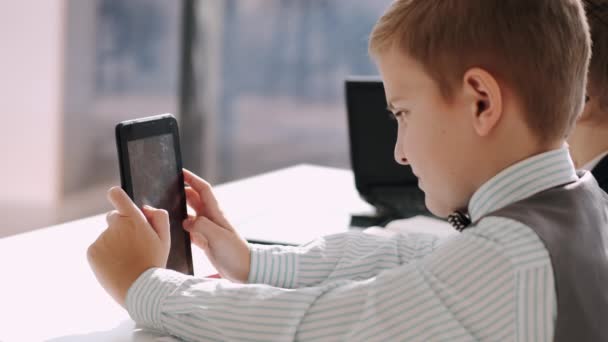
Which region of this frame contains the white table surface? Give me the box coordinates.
[213,164,374,245]
[0,164,374,341]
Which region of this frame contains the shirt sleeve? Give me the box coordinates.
[126,232,522,342]
[247,230,444,288]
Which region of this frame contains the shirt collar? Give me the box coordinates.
[468,147,578,222]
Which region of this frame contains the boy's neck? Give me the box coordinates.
[468,135,563,212]
[568,124,608,168]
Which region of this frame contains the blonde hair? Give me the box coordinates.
[585,0,608,110]
[369,0,591,142]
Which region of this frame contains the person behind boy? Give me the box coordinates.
[569,0,608,192]
[88,1,608,341]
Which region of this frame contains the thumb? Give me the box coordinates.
[107,187,147,225]
[184,216,229,252]
[142,206,171,247]
[190,230,210,252]
[185,216,224,240]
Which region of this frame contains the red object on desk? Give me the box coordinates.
[206,273,221,279]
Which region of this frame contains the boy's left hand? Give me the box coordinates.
[87,187,171,308]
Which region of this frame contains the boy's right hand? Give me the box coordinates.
[182,169,250,283]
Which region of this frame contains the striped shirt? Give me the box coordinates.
[127,148,577,341]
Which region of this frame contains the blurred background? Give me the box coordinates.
[0,0,391,237]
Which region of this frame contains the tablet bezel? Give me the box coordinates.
[115,113,194,276]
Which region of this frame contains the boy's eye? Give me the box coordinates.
[387,110,408,121]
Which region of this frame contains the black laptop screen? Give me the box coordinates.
[345,79,419,192]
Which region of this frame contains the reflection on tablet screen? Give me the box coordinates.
[128,134,189,274]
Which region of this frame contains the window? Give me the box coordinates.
[211,0,391,182]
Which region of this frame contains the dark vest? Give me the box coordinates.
[477,171,608,341]
[592,155,608,194]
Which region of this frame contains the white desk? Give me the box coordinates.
[0,165,374,341]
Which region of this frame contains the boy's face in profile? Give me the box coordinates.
[376,48,477,217]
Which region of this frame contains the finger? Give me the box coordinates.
[183,215,197,230]
[105,210,119,225]
[87,228,110,265]
[183,169,220,209]
[106,187,147,225]
[189,230,209,252]
[142,206,171,247]
[105,209,128,224]
[185,187,203,216]
[105,212,118,227]
[183,169,235,230]
[183,169,238,234]
[184,217,211,252]
[185,216,225,242]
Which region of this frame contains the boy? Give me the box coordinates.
[88,0,607,341]
[569,0,608,192]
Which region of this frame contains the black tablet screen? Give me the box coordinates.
[127,133,190,274]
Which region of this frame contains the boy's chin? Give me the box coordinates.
[424,198,455,219]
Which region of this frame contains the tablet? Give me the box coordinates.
[115,114,194,275]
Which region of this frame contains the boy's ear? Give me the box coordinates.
[577,94,603,123]
[577,100,593,122]
[462,68,503,137]
[577,85,593,122]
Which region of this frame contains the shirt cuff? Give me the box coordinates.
[125,267,189,331]
[248,244,297,288]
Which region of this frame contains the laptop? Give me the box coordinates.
[345,77,429,227]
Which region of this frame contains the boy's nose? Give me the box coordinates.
[396,157,409,165]
[394,147,409,165]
